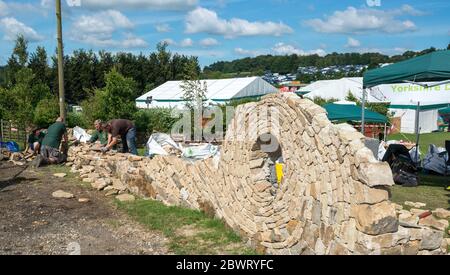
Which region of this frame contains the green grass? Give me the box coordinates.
[116,199,257,255]
[137,148,146,156]
[388,132,450,156]
[390,173,450,211]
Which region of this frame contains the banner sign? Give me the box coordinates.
[369,82,450,105]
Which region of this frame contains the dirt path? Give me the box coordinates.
[0,162,169,255]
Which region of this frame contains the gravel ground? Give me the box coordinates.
[0,162,169,255]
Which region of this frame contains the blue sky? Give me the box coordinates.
[0,0,449,67]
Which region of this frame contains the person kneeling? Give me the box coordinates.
[33,117,68,168]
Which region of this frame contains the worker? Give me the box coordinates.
[88,119,108,146]
[26,127,45,155]
[33,117,68,168]
[102,119,137,155]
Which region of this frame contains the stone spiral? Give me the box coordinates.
[68,93,447,255]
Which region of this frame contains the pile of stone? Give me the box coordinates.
[68,145,129,198]
[66,94,449,255]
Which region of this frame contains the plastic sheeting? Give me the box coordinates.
[423,145,449,175]
[378,140,421,163]
[182,143,219,161]
[73,126,92,143]
[145,133,220,161]
[146,133,181,156]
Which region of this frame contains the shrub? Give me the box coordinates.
[67,112,88,128]
[133,108,179,135]
[33,97,60,128]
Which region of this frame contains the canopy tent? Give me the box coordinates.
[323,103,388,124]
[439,107,450,116]
[363,50,450,89]
[299,77,380,102]
[362,50,450,135]
[136,77,277,109]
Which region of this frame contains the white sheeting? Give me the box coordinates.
[73,126,92,143]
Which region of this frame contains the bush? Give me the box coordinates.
[67,112,88,128]
[133,108,179,135]
[80,89,108,126]
[33,97,59,128]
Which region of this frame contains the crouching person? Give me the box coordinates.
[33,117,68,168]
[102,119,137,155]
[88,119,108,146]
[27,127,45,155]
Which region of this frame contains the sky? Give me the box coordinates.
[0,0,449,67]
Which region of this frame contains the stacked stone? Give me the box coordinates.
[66,93,448,255]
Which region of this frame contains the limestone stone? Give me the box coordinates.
[116,194,135,202]
[420,229,443,250]
[78,198,90,203]
[419,215,449,232]
[432,208,450,219]
[52,190,74,199]
[358,162,395,187]
[404,201,427,209]
[402,240,420,255]
[53,173,67,178]
[352,201,398,235]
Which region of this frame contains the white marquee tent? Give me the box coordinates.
[136,77,278,109]
[299,77,450,133]
[300,77,379,102]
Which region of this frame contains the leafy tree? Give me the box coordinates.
[80,89,108,126]
[29,46,50,86]
[102,69,138,120]
[181,59,207,110]
[12,35,29,67]
[33,97,60,128]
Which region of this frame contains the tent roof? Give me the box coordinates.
[299,77,380,102]
[136,77,277,103]
[439,107,450,115]
[324,103,388,124]
[363,50,450,88]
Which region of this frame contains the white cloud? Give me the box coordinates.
[155,23,171,33]
[121,34,148,48]
[346,37,361,48]
[272,43,326,56]
[75,0,198,10]
[185,7,293,38]
[180,38,193,47]
[400,4,425,16]
[199,38,219,47]
[234,48,263,57]
[71,10,147,48]
[305,6,418,34]
[0,17,44,42]
[0,1,9,16]
[161,38,176,46]
[73,10,134,35]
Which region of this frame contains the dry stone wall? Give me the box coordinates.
[68,93,448,255]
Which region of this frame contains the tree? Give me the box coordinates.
[102,69,138,120]
[181,59,207,110]
[33,97,60,128]
[29,46,50,86]
[12,35,29,67]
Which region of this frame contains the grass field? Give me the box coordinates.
[388,132,450,156]
[116,199,257,255]
[390,174,449,210]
